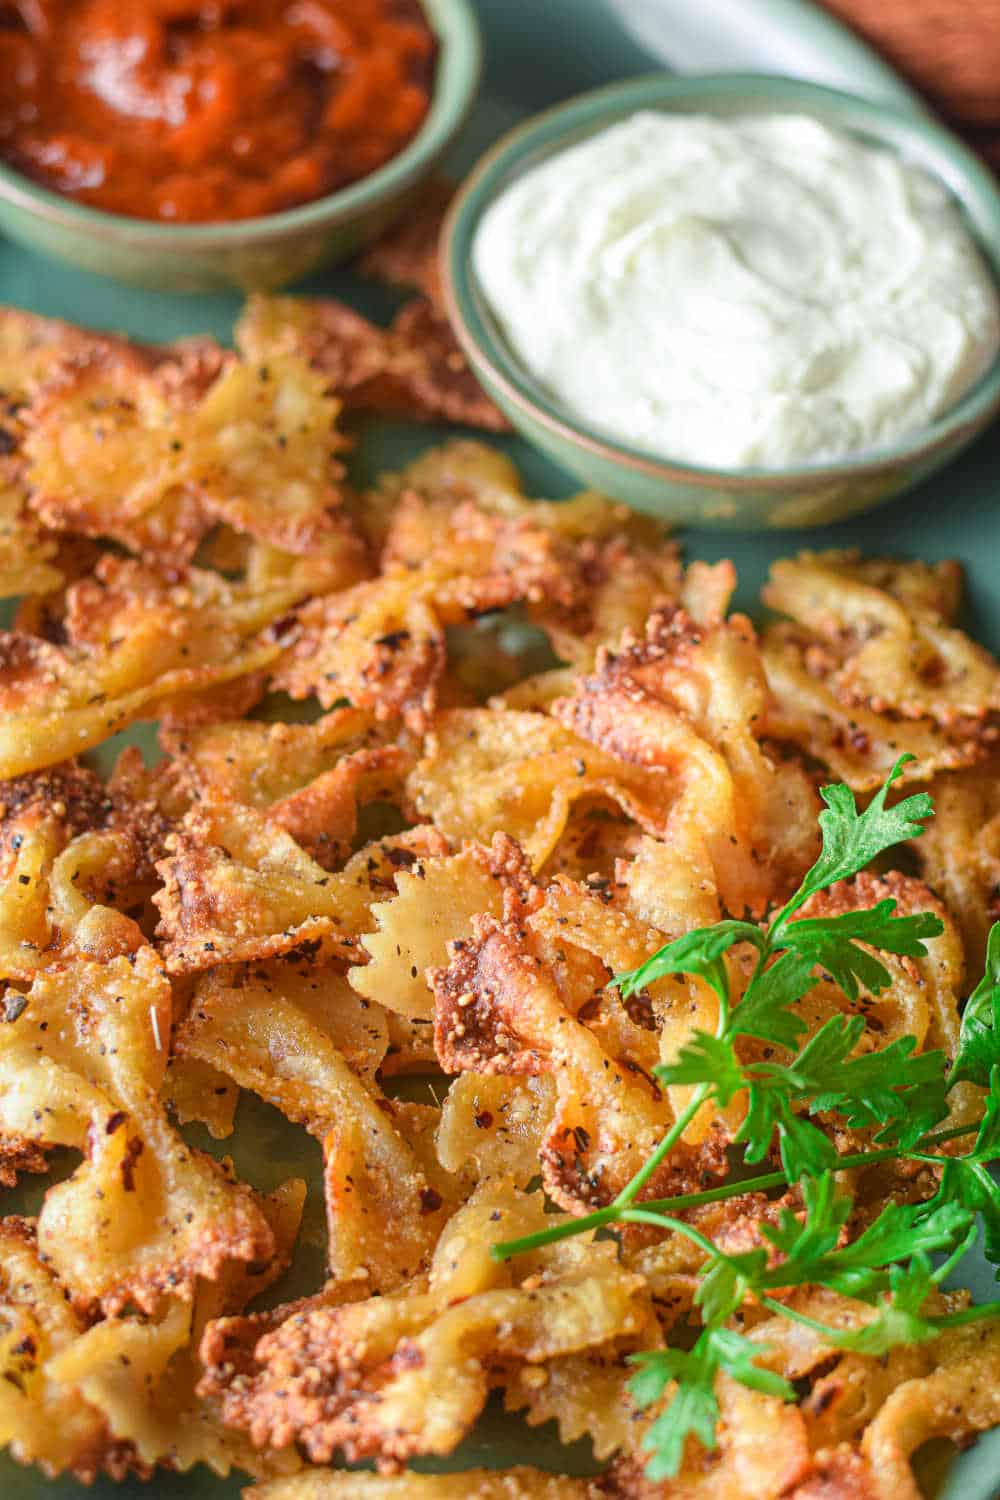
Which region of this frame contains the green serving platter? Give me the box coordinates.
[2,2,1000,1497]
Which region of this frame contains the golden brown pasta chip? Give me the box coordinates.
[0,947,275,1313]
[246,1470,597,1499]
[155,794,447,971]
[351,834,533,1020]
[761,621,982,792]
[0,1217,138,1483]
[552,608,819,916]
[910,755,1000,976]
[273,502,574,728]
[0,555,319,778]
[201,1180,652,1467]
[764,552,1000,724]
[161,707,411,869]
[432,906,726,1212]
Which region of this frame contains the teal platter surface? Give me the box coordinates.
[2,2,1000,1497]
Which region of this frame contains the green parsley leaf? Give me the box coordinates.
[798,1021,950,1144]
[757,1180,971,1300]
[708,1327,796,1400]
[780,902,944,1002]
[951,923,1000,1088]
[695,1247,767,1326]
[775,756,934,927]
[805,1257,941,1355]
[920,1073,1000,1269]
[730,950,815,1048]
[629,1341,721,1479]
[655,1033,746,1109]
[737,1087,839,1182]
[613,920,762,1004]
[630,1328,794,1480]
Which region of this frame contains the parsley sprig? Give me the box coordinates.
[490,756,1000,1476]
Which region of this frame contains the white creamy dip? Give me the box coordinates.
[473,111,1000,469]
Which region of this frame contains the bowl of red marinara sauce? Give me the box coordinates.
[0,0,481,293]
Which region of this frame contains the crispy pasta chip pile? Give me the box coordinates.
[1,287,999,1500]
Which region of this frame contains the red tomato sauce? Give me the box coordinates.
[0,0,437,222]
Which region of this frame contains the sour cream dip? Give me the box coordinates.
[472,111,1000,469]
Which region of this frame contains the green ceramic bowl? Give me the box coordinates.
[0,0,480,294]
[442,72,1000,530]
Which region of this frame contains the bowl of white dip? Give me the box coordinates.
[441,73,1000,529]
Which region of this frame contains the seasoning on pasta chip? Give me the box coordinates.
[552,608,819,915]
[161,707,411,869]
[0,948,275,1313]
[246,1471,597,1499]
[0,1218,139,1483]
[236,292,509,432]
[408,707,681,870]
[201,1181,652,1466]
[761,621,982,792]
[764,552,1000,724]
[273,504,574,728]
[25,345,351,563]
[155,794,447,971]
[350,834,533,1020]
[432,906,727,1211]
[0,556,320,777]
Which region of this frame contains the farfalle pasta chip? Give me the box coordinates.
[0,948,274,1313]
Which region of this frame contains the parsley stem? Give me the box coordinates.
[639,1122,979,1218]
[933,1300,1000,1328]
[618,1208,721,1261]
[762,1295,1000,1339]
[932,1224,980,1286]
[489,1203,620,1262]
[491,1121,979,1264]
[612,1083,711,1210]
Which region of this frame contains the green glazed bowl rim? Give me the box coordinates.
[442,70,1000,489]
[0,0,481,250]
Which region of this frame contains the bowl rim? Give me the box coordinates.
[0,0,481,248]
[441,69,1000,490]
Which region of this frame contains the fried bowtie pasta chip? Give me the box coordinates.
[350,834,533,1021]
[504,1353,635,1464]
[246,1471,597,1499]
[201,1180,652,1467]
[175,961,451,1289]
[859,1319,1000,1500]
[155,793,447,972]
[0,479,61,598]
[41,1178,305,1480]
[379,298,511,431]
[0,758,168,983]
[235,293,509,432]
[161,707,411,870]
[764,552,1000,725]
[432,909,727,1212]
[552,608,819,917]
[273,503,575,728]
[0,1217,140,1483]
[436,1073,557,1186]
[908,756,1000,976]
[0,556,320,777]
[23,350,209,563]
[761,621,983,792]
[0,947,275,1313]
[408,708,684,871]
[24,345,350,564]
[179,354,349,554]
